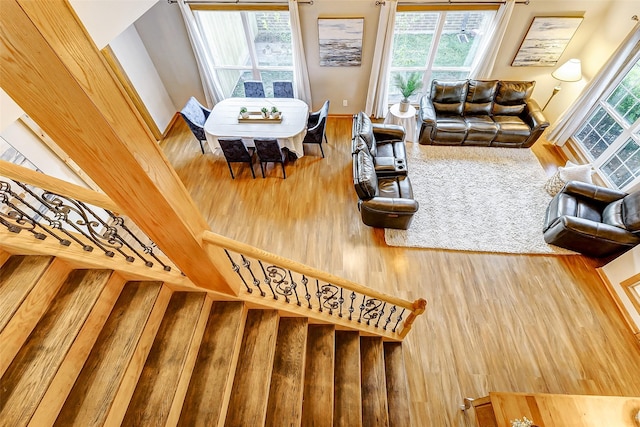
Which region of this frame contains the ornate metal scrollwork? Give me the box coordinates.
[360,297,383,325]
[265,264,293,302]
[319,283,340,315]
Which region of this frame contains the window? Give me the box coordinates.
[387,9,496,104]
[194,8,293,98]
[573,57,640,191]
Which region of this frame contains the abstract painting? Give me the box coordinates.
[512,16,583,67]
[318,18,364,67]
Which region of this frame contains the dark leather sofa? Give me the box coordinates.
[543,181,640,257]
[351,112,418,230]
[418,79,549,148]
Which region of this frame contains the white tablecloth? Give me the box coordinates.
[204,98,309,157]
[384,103,418,143]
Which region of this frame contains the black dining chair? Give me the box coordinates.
[218,138,256,179]
[179,96,210,154]
[303,100,330,158]
[273,81,294,98]
[244,81,265,98]
[254,138,287,179]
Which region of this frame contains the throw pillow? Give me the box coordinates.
[544,161,593,196]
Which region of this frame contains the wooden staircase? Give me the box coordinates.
[0,254,413,427]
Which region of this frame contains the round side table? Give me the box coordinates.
[384,103,417,142]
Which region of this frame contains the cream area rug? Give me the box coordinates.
[384,144,576,255]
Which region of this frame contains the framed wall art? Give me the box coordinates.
[511,16,583,67]
[318,18,364,67]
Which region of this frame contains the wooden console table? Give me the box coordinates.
[463,392,640,427]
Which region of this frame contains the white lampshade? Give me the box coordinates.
[552,58,582,82]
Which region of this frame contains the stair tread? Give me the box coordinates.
[0,269,111,426]
[178,301,245,427]
[265,317,309,427]
[301,324,335,427]
[54,281,163,427]
[122,292,206,426]
[0,255,52,332]
[384,342,412,427]
[0,258,70,377]
[225,309,279,427]
[361,337,390,427]
[334,331,363,427]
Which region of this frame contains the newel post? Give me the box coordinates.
[399,298,427,338]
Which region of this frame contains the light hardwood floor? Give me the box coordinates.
[161,116,640,426]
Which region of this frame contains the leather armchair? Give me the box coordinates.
[353,150,418,230]
[352,112,408,177]
[543,181,640,257]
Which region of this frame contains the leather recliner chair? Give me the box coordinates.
[543,181,640,257]
[353,149,419,230]
[352,112,408,176]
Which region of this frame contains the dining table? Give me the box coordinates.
[204,97,309,158]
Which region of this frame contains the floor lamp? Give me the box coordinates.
[542,58,582,111]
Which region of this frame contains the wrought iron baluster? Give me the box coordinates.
[393,308,406,333]
[258,260,278,300]
[2,180,76,246]
[358,295,366,323]
[349,291,356,321]
[302,275,311,309]
[37,191,116,257]
[315,279,322,312]
[241,255,265,296]
[375,302,386,328]
[384,305,397,330]
[362,298,382,326]
[225,250,251,293]
[320,283,339,316]
[338,288,344,318]
[288,271,301,306]
[105,210,172,270]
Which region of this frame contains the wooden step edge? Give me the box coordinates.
[301,325,336,427]
[28,273,126,427]
[264,317,309,427]
[215,303,248,427]
[334,331,363,427]
[165,296,214,427]
[383,343,412,427]
[0,258,71,377]
[224,310,280,427]
[102,285,174,427]
[360,337,390,427]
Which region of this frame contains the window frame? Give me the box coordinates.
[387,5,498,105]
[191,4,293,98]
[570,53,640,192]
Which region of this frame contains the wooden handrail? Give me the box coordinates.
[202,230,420,312]
[0,160,120,212]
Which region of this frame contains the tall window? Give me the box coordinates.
[573,57,640,191]
[194,8,293,98]
[387,10,496,104]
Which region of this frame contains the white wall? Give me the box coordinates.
[109,25,176,133]
[0,89,24,132]
[0,120,87,186]
[69,0,159,49]
[133,1,204,110]
[600,245,640,333]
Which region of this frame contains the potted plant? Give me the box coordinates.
[261,107,269,118]
[394,72,423,113]
[239,106,249,119]
[270,106,281,119]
